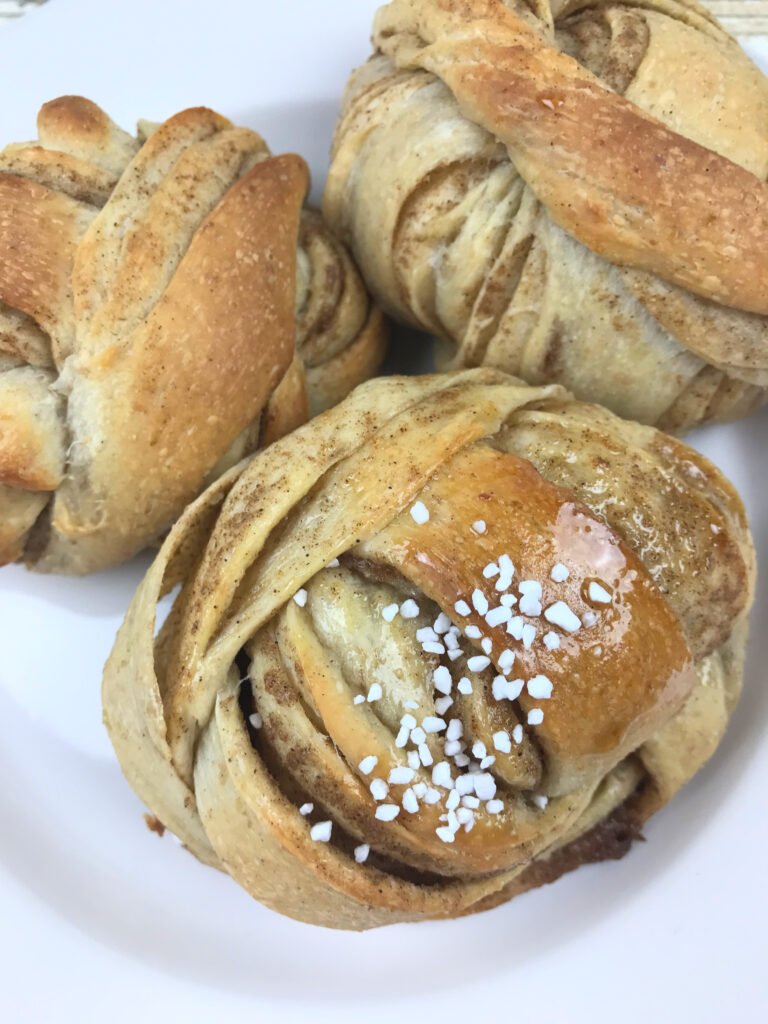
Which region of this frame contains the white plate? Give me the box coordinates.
[1,3,766,1021]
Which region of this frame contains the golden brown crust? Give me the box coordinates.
[37,95,141,176]
[0,174,94,354]
[71,108,267,355]
[361,444,694,794]
[40,154,307,573]
[373,0,768,314]
[496,397,755,658]
[103,370,754,929]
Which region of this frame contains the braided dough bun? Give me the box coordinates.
[103,370,754,929]
[324,0,768,432]
[0,97,386,574]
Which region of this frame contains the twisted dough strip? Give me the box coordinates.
[0,97,385,573]
[103,370,754,929]
[324,0,768,430]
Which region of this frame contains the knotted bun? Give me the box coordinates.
[324,0,768,430]
[103,370,754,929]
[0,97,385,573]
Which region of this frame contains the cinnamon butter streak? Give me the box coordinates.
[103,370,754,929]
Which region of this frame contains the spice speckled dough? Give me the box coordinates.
[324,0,768,432]
[103,370,755,930]
[0,97,386,574]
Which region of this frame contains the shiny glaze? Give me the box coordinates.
[360,442,694,795]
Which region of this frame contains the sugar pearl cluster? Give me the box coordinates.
[296,499,613,850]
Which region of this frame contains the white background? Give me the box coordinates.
[0,2,766,1021]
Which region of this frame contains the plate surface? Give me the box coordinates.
[0,3,766,1021]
